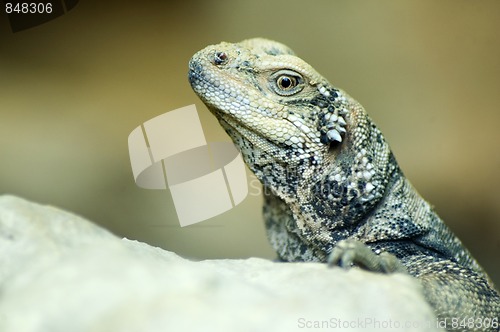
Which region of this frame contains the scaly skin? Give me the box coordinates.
[188,38,500,330]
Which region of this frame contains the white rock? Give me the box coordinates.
[0,195,441,332]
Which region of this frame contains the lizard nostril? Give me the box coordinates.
[214,51,228,65]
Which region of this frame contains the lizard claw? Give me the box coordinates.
[327,239,406,274]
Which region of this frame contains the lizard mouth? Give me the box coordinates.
[189,61,280,135]
[188,58,319,157]
[189,64,295,162]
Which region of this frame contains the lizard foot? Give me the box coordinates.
[327,239,406,274]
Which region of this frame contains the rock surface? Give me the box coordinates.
[0,195,441,332]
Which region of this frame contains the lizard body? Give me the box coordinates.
[188,38,500,329]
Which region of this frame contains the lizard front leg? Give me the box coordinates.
[328,239,407,273]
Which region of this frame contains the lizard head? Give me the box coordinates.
[189,38,394,230]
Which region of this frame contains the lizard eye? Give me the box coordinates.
[277,76,296,90]
[270,70,304,96]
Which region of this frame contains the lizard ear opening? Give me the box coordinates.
[328,140,342,152]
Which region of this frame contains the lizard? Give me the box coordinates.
[188,38,500,330]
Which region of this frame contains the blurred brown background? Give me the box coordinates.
[1,0,499,285]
